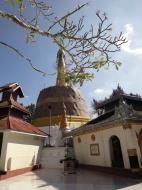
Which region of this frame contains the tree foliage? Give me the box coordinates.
[0,0,127,86]
[25,103,36,123]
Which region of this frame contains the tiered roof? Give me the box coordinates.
[67,86,142,136]
[93,85,142,111]
[0,82,47,137]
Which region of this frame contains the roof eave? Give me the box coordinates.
[10,130,48,138]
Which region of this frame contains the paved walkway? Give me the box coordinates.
[0,168,142,190]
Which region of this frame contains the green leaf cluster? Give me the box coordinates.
[92,59,107,71]
[66,72,94,86]
[114,61,122,70]
[25,103,36,123]
[6,0,23,7]
[25,31,36,44]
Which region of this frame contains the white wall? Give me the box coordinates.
[40,147,66,168]
[39,126,64,147]
[0,131,8,171]
[39,124,85,147]
[73,125,132,169]
[0,131,44,171]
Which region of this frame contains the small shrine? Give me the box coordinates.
[0,83,47,177]
[69,86,142,176]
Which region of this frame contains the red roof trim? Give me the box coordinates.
[0,116,48,136]
[9,116,48,136]
[10,99,29,114]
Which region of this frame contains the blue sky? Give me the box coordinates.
[0,0,142,114]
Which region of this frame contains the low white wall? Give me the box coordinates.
[73,125,131,169]
[0,131,44,171]
[40,147,66,168]
[0,131,8,171]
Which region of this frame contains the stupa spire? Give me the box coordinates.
[56,48,66,86]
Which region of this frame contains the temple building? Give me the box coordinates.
[32,49,90,145]
[69,86,142,176]
[0,83,47,178]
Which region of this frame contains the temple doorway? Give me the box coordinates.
[110,135,124,168]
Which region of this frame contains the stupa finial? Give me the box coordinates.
[56,48,66,86]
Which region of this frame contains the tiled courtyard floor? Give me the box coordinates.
[0,168,142,190]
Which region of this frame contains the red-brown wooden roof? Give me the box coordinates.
[0,99,29,114]
[0,116,48,137]
[10,98,29,114]
[0,82,24,98]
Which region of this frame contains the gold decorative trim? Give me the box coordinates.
[127,149,137,156]
[56,48,66,86]
[32,115,90,127]
[122,123,132,129]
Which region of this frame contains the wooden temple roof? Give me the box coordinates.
[0,98,29,114]
[0,82,24,98]
[66,87,142,136]
[0,82,47,137]
[0,82,29,114]
[95,93,142,110]
[93,85,142,113]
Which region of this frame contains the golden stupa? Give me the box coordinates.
[32,49,90,129]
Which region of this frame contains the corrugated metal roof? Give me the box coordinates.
[0,116,48,136]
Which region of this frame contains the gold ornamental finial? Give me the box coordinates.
[56,48,66,86]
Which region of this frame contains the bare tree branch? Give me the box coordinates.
[0,10,55,38]
[47,3,87,32]
[0,1,128,86]
[0,41,55,76]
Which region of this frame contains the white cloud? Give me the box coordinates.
[90,88,112,100]
[122,24,142,55]
[95,89,105,94]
